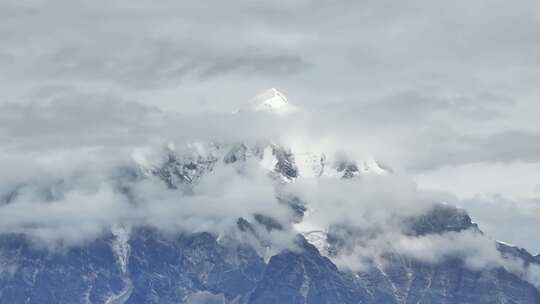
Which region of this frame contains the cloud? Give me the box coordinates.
[0,151,298,250]
[288,173,434,232]
[0,182,130,245]
[2,0,540,173]
[331,228,540,289]
[459,195,540,254]
[331,230,499,270]
[405,130,540,171]
[45,42,309,88]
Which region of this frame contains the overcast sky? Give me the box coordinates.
[1,0,540,253]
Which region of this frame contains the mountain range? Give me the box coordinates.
[0,89,539,304]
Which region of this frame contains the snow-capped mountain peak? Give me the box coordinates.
[360,157,390,175]
[248,88,298,115]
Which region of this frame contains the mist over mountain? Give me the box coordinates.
[2,1,540,303]
[0,90,539,303]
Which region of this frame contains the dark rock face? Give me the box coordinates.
[152,143,300,189]
[497,242,538,265]
[356,251,540,304]
[404,204,479,236]
[0,234,125,304]
[1,227,539,304]
[152,150,217,188]
[335,160,360,179]
[0,229,266,304]
[272,148,298,180]
[125,229,266,304]
[249,238,370,304]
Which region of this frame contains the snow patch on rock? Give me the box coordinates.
[111,225,130,274]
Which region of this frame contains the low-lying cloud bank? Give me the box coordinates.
[0,154,293,247]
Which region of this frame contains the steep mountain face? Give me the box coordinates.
[2,226,539,304]
[249,238,372,304]
[1,89,539,303]
[0,234,126,303]
[356,253,540,304]
[403,204,480,236]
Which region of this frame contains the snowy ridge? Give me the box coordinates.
[251,88,296,114]
[234,87,298,115]
[302,230,330,256]
[134,89,389,185]
[497,240,518,248]
[137,140,390,189]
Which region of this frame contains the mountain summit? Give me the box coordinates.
[245,88,298,115]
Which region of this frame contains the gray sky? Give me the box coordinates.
[1,0,540,252]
